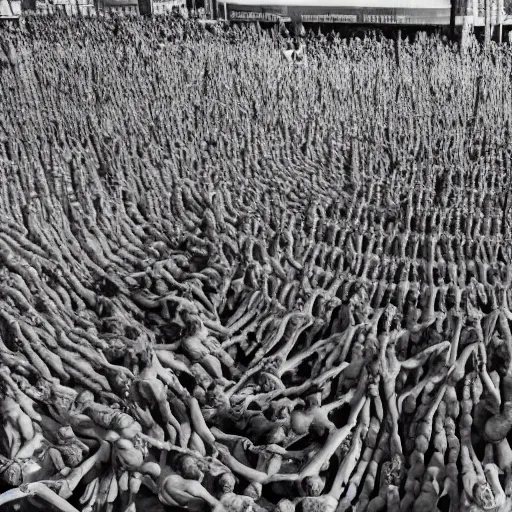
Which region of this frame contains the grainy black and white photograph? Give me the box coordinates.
[1,1,512,511]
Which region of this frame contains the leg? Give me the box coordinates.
[166,424,178,445]
[1,483,82,512]
[384,381,403,457]
[17,412,35,444]
[180,422,192,449]
[202,355,224,380]
[4,421,22,459]
[15,432,45,460]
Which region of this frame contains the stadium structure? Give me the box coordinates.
[216,0,507,27]
[0,0,510,37]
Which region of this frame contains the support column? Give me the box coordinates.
[498,0,503,43]
[485,0,491,46]
[450,0,456,39]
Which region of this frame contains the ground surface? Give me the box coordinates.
[1,17,512,512]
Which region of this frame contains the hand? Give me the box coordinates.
[478,343,488,368]
[265,444,287,456]
[241,438,254,452]
[59,466,72,477]
[216,443,230,460]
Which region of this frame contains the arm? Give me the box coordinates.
[48,447,67,472]
[211,427,245,442]
[155,343,181,351]
[156,351,192,375]
[217,446,269,484]
[477,343,501,409]
[187,396,216,448]
[411,313,442,334]
[401,341,451,370]
[448,314,463,365]
[321,389,356,414]
[250,444,304,460]
[294,396,368,479]
[185,480,225,510]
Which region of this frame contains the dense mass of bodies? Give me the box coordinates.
[1,14,512,512]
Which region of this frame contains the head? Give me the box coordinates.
[276,499,295,512]
[243,483,260,500]
[266,425,287,445]
[75,390,94,411]
[489,339,511,377]
[180,456,204,482]
[275,404,291,422]
[301,475,325,497]
[473,481,495,509]
[57,426,75,442]
[258,372,284,393]
[117,415,142,440]
[305,393,321,409]
[290,409,309,436]
[192,364,213,390]
[111,372,133,397]
[217,472,236,495]
[139,346,153,368]
[1,460,22,487]
[206,384,229,409]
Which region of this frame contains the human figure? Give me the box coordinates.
[47,426,90,473]
[290,391,356,437]
[178,311,237,385]
[380,330,450,457]
[0,392,36,458]
[131,349,183,444]
[72,390,142,441]
[143,452,227,512]
[215,472,267,512]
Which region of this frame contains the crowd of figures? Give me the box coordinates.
[2,14,512,512]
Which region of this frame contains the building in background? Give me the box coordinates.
[22,0,184,14]
[0,0,21,17]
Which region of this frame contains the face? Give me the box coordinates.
[276,500,295,512]
[58,426,74,440]
[181,457,204,482]
[219,473,236,494]
[276,406,290,422]
[266,426,286,445]
[209,386,228,408]
[302,476,325,497]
